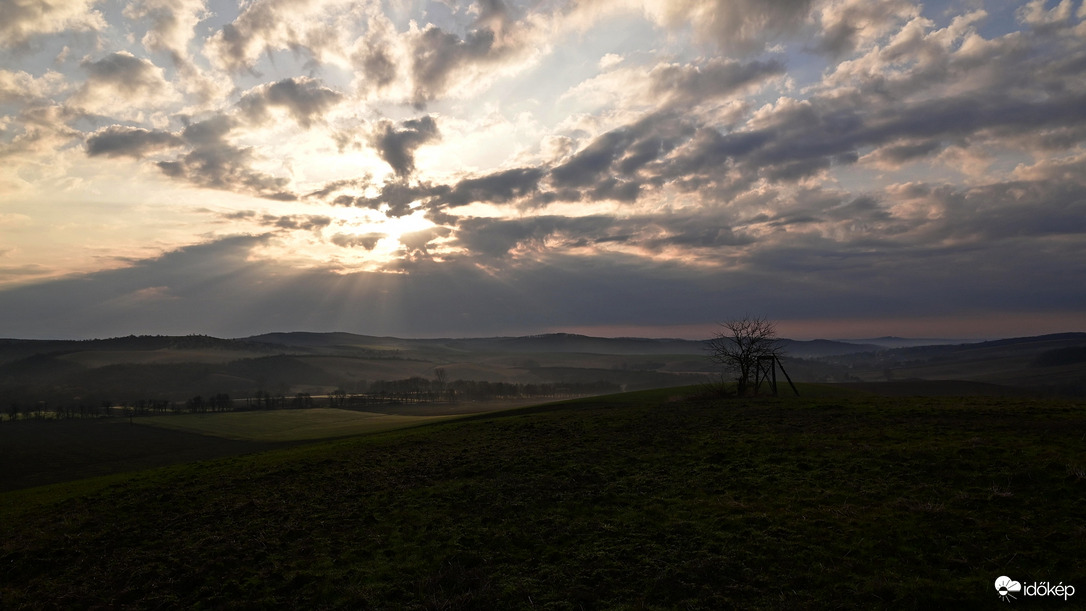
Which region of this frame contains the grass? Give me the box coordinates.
[2,386,1084,609]
[0,418,279,493]
[136,408,455,442]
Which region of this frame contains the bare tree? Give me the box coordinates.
[707,316,783,396]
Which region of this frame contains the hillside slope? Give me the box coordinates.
[2,388,1083,608]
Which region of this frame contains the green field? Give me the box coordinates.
[2,386,1084,608]
[137,408,455,441]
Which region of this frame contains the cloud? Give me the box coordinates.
[331,180,443,217]
[80,52,167,93]
[402,0,545,107]
[642,0,812,54]
[258,214,333,231]
[0,0,105,47]
[152,114,296,200]
[399,226,450,252]
[85,125,184,158]
[204,0,351,72]
[238,77,343,128]
[0,103,82,160]
[1017,0,1077,31]
[123,0,208,60]
[0,69,69,103]
[453,214,626,258]
[4,226,1081,340]
[445,167,545,206]
[372,115,440,177]
[409,25,500,107]
[550,129,637,189]
[331,233,384,250]
[812,0,920,56]
[546,112,698,196]
[72,51,174,114]
[648,58,786,108]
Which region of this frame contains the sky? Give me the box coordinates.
[0,0,1084,341]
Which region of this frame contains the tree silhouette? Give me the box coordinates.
[707,316,783,396]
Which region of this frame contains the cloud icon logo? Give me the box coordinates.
[995,576,1022,601]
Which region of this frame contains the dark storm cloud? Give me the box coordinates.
[85,125,184,158]
[238,77,343,128]
[373,115,440,177]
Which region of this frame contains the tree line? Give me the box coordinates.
[2,376,620,421]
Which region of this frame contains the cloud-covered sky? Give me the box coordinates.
[1,0,1084,340]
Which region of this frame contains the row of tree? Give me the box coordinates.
[3,376,622,421]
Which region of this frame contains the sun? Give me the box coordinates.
[312,203,444,271]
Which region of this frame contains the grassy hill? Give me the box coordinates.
[3,386,1084,608]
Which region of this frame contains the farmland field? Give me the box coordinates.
[0,418,280,493]
[2,386,1084,608]
[137,407,455,442]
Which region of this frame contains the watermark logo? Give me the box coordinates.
[995,576,1021,602]
[995,576,1075,602]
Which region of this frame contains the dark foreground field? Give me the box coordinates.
[0,419,284,492]
[2,387,1084,609]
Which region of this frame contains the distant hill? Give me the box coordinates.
[836,336,980,349]
[820,332,1086,395]
[1,331,1082,404]
[243,332,881,359]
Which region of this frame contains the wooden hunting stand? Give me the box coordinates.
[753,355,800,396]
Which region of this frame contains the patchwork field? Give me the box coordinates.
[2,386,1084,608]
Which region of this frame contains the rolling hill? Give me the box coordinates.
[1,331,1083,407]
